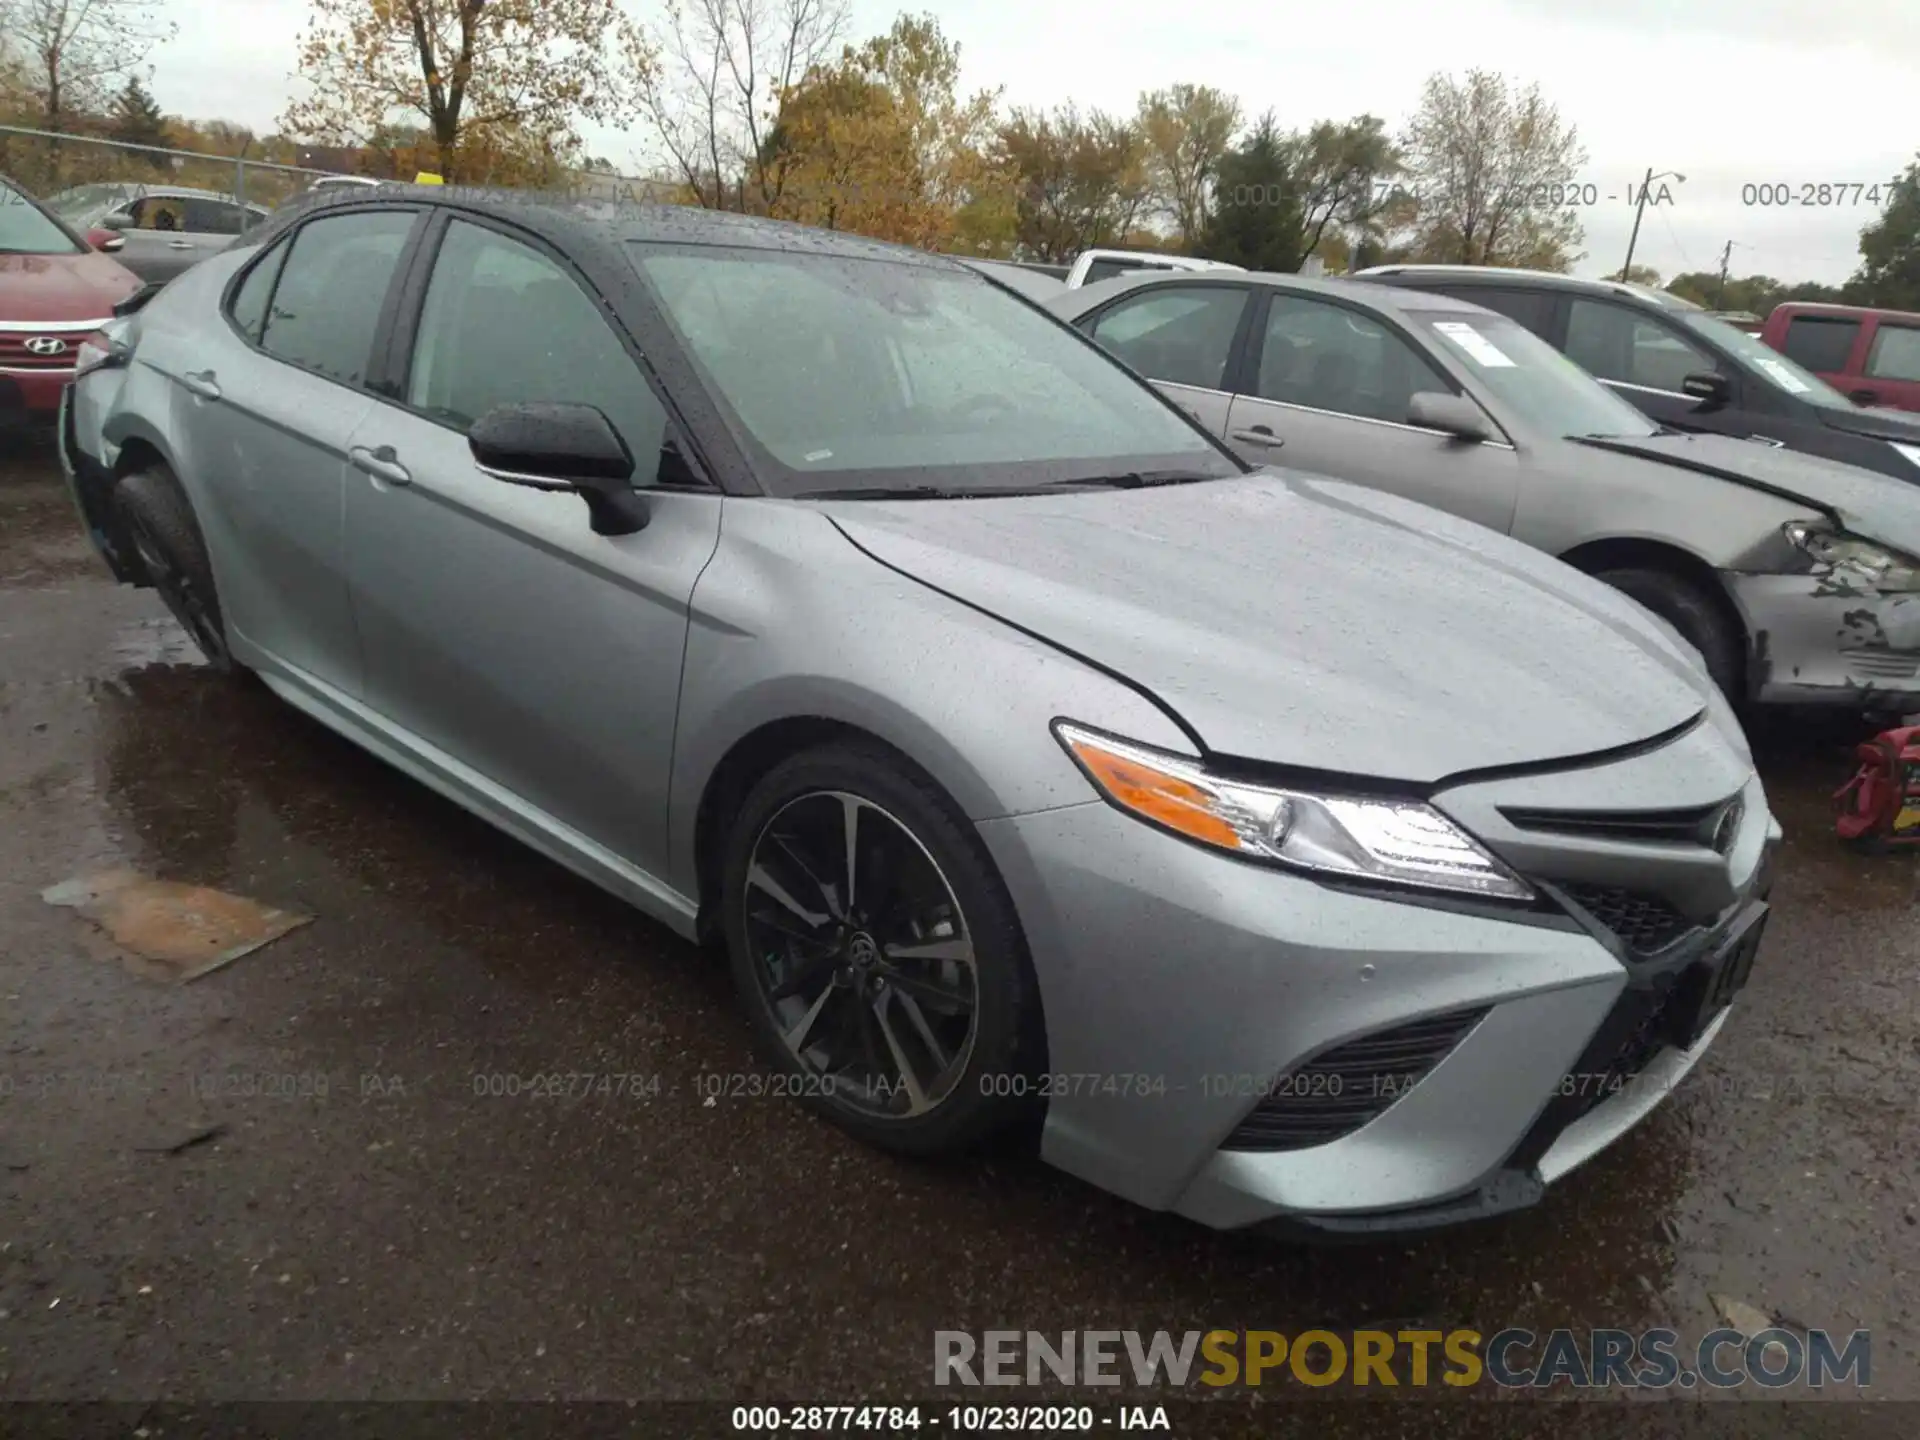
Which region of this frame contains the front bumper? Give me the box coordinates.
[0,366,76,425]
[56,384,143,584]
[1727,571,1920,707]
[979,720,1776,1233]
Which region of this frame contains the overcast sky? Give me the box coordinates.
[158,0,1917,286]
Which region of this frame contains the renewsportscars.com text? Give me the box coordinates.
[933,1327,1870,1390]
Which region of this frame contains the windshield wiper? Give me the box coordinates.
[801,485,978,501]
[1045,470,1222,490]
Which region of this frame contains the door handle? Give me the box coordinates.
[1230,425,1285,449]
[349,445,412,487]
[167,240,195,250]
[181,370,222,401]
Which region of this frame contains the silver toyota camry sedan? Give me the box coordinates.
[61,189,1778,1236]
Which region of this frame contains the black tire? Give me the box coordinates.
[116,463,234,672]
[1594,566,1742,701]
[720,741,1044,1156]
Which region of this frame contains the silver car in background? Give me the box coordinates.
[1050,271,1920,709]
[62,192,1776,1235]
[42,183,270,282]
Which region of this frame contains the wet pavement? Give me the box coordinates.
[1,434,1916,1427]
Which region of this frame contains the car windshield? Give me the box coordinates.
[630,245,1242,497]
[1679,312,1860,409]
[41,183,131,224]
[1413,310,1658,439]
[0,181,85,255]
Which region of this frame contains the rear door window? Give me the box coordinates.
[1865,324,1920,383]
[1781,315,1862,373]
[260,210,417,387]
[182,198,250,236]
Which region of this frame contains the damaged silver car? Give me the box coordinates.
[1050,271,1920,708]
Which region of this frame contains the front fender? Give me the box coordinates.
[664,500,1194,903]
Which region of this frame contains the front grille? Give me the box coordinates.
[1557,881,1696,955]
[1220,1007,1491,1152]
[1502,802,1727,845]
[0,333,80,371]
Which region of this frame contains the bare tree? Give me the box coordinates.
[637,0,850,211]
[1396,70,1587,269]
[12,0,175,131]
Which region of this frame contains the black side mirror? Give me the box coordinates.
[1406,390,1492,443]
[1681,370,1731,410]
[469,402,649,536]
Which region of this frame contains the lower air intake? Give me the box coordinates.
[1219,1007,1492,1152]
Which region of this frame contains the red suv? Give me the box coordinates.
[1,173,143,428]
[1762,302,1920,414]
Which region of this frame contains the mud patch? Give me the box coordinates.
[41,867,311,982]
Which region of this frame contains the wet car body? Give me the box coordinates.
[63,190,1777,1234]
[1050,271,1920,709]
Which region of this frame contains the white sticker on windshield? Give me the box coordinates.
[1892,442,1920,472]
[1754,356,1812,394]
[1432,321,1516,368]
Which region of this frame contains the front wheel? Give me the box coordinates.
[1594,567,1742,701]
[719,742,1043,1156]
[116,463,234,672]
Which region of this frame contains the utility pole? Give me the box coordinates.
[1714,240,1739,309]
[1619,167,1686,281]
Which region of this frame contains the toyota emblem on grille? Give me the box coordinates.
[24,337,70,356]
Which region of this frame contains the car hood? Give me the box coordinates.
[1576,431,1920,554]
[0,250,142,322]
[824,472,1708,784]
[1818,402,1920,443]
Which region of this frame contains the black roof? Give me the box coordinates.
[258,184,971,271]
[1357,265,1699,312]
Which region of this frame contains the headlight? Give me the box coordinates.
[1782,521,1920,593]
[73,318,134,380]
[1054,722,1534,901]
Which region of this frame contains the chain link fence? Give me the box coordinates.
[0,126,346,214]
[1,125,679,218]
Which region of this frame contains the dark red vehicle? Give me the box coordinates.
[1,172,143,428]
[1762,301,1920,414]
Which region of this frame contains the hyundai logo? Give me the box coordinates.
[24,337,70,357]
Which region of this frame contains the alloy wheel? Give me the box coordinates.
[126,510,224,661]
[742,790,980,1118]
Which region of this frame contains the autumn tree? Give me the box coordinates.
[1395,69,1586,269]
[283,0,652,184]
[637,0,850,211]
[1849,157,1920,311]
[999,103,1149,263]
[1134,83,1238,248]
[766,14,1007,250]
